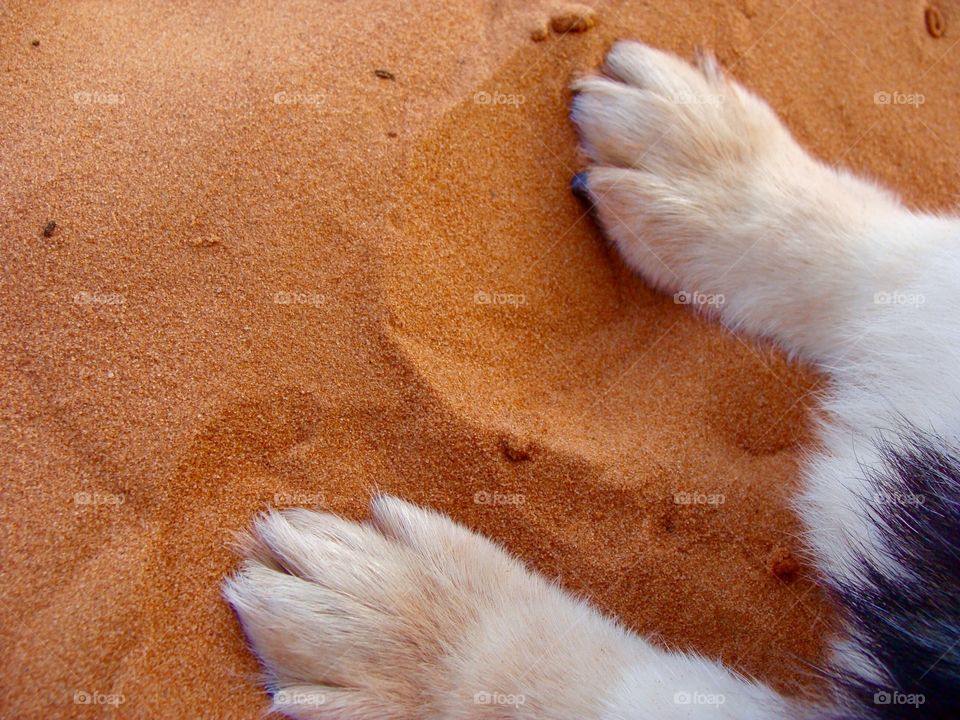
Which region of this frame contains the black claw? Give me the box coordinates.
[571,172,592,204]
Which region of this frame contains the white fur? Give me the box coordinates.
[224,496,798,719]
[224,41,960,718]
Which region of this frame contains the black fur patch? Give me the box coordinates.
[821,429,960,718]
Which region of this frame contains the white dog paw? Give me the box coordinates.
[570,41,805,300]
[223,496,556,718]
[224,495,796,720]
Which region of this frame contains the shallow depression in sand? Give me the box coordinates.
[383,36,828,691]
[386,41,815,466]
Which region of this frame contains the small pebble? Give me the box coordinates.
[42,220,57,237]
[501,436,533,462]
[374,68,396,80]
[31,39,40,47]
[189,235,220,247]
[926,5,946,38]
[767,544,800,581]
[530,22,549,42]
[550,5,597,34]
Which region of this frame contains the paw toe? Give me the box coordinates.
[368,494,473,548]
[603,41,720,97]
[248,508,389,583]
[570,78,670,168]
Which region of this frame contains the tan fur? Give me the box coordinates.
[224,497,657,719]
[571,42,916,364]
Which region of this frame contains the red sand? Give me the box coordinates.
[3,1,959,717]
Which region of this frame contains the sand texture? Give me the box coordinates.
[3,0,960,717]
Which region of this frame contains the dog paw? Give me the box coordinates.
[570,41,808,301]
[224,495,800,719]
[224,496,642,719]
[224,497,494,717]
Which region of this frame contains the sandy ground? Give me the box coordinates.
[3,0,960,717]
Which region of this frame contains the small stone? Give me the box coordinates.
[926,5,946,38]
[501,436,533,462]
[31,39,40,47]
[42,220,57,237]
[530,22,549,41]
[767,544,800,581]
[550,5,598,34]
[374,68,396,80]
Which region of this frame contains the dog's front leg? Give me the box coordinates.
[224,496,794,719]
